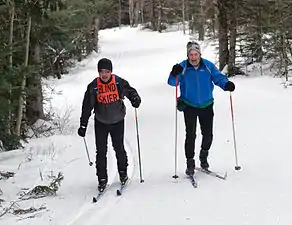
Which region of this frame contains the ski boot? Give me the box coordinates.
[98,178,108,193]
[119,171,128,185]
[199,149,209,170]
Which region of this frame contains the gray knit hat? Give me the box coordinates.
[187,41,201,55]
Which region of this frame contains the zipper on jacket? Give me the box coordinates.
[195,67,201,104]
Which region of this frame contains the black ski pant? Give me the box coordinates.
[94,119,128,183]
[183,103,214,168]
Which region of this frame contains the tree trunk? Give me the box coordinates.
[190,0,200,36]
[140,0,144,24]
[287,39,292,59]
[182,0,185,34]
[150,0,156,30]
[8,2,15,135]
[212,0,217,38]
[190,15,194,34]
[134,0,140,26]
[118,0,122,28]
[157,0,162,32]
[8,3,14,67]
[93,17,100,52]
[277,0,289,82]
[185,0,191,34]
[129,0,134,26]
[256,0,263,75]
[228,25,236,76]
[198,0,205,41]
[26,42,45,125]
[217,0,229,70]
[281,33,289,81]
[15,16,31,136]
[228,0,237,76]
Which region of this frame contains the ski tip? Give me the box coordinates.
[92,197,97,203]
[117,190,122,196]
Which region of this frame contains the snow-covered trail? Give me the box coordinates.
[1,26,292,225]
[68,28,292,225]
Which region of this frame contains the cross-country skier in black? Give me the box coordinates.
[78,58,141,192]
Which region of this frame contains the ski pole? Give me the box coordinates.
[229,92,241,170]
[135,108,144,183]
[83,137,93,166]
[173,75,179,179]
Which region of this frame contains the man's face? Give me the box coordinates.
[188,50,201,66]
[99,69,111,82]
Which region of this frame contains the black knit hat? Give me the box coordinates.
[97,58,112,72]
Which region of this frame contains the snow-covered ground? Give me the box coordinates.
[1,26,292,225]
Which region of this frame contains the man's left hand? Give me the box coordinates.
[225,81,235,92]
[131,96,141,108]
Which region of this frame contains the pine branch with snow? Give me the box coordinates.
[19,172,64,200]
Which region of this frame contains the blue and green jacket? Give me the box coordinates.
[168,58,229,108]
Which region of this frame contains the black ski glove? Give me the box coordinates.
[78,125,87,137]
[171,64,183,77]
[225,81,235,92]
[131,96,141,108]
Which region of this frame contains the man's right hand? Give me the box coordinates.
[78,126,87,137]
[171,64,183,77]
